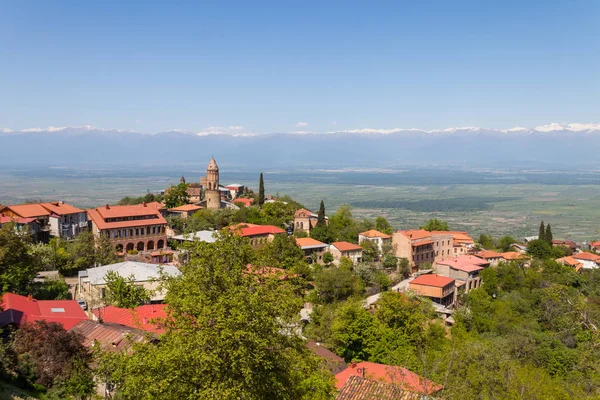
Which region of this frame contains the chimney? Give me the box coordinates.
[350,362,357,368]
[105,204,110,209]
[27,294,33,301]
[142,202,147,207]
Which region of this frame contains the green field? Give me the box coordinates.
[1,167,599,241]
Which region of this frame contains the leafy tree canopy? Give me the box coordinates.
[420,218,449,231]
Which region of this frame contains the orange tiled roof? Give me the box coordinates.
[590,241,600,249]
[397,229,431,241]
[476,250,503,259]
[169,204,203,212]
[572,252,600,262]
[1,204,51,218]
[337,375,423,400]
[335,361,443,395]
[233,198,254,207]
[40,202,84,215]
[556,256,584,272]
[296,237,327,248]
[359,229,391,239]
[87,205,167,231]
[332,241,363,252]
[410,274,454,288]
[501,251,529,261]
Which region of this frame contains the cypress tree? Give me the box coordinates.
[258,173,265,206]
[539,221,545,242]
[317,200,326,226]
[545,224,553,244]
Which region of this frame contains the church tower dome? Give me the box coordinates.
[207,156,219,172]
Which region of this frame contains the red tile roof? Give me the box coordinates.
[0,214,37,225]
[87,204,167,230]
[501,251,529,261]
[40,202,84,215]
[556,256,584,272]
[572,252,600,262]
[337,375,423,400]
[359,229,391,239]
[476,250,503,259]
[229,223,285,237]
[0,293,88,330]
[590,241,600,249]
[0,204,51,218]
[296,237,327,248]
[431,231,475,245]
[332,241,363,252]
[93,304,167,334]
[410,274,455,288]
[233,198,254,207]
[436,256,486,273]
[397,229,431,241]
[70,320,148,352]
[169,204,203,212]
[335,361,443,395]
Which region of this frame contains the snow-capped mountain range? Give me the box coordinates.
[1,123,599,169]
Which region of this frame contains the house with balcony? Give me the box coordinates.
[41,202,88,240]
[296,237,329,264]
[409,274,456,307]
[87,202,168,253]
[435,256,488,293]
[358,229,392,254]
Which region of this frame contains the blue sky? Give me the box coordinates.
[1,0,598,134]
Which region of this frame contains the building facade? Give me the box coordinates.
[408,274,456,307]
[330,241,363,264]
[358,229,392,254]
[393,229,436,272]
[296,237,329,264]
[87,202,168,253]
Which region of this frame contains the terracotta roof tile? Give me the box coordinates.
[397,229,431,241]
[70,320,149,352]
[501,251,529,261]
[410,274,455,288]
[40,202,84,215]
[335,361,443,395]
[169,204,203,212]
[572,252,600,262]
[436,256,487,272]
[87,205,167,230]
[332,241,363,252]
[0,293,88,330]
[359,229,391,239]
[337,375,423,400]
[296,237,327,248]
[0,204,51,218]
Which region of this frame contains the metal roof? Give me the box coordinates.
[86,261,180,285]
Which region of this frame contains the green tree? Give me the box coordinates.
[374,217,393,235]
[360,240,379,262]
[47,237,72,273]
[478,234,495,249]
[95,234,122,266]
[255,234,305,269]
[164,182,190,208]
[397,257,410,277]
[420,218,449,231]
[0,223,40,293]
[31,276,70,300]
[322,251,334,266]
[331,301,381,362]
[382,254,398,270]
[103,271,151,308]
[316,200,326,226]
[545,224,553,245]
[314,267,359,303]
[100,233,335,399]
[539,221,546,242]
[527,239,553,259]
[258,172,265,206]
[498,235,516,252]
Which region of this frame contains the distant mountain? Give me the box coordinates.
[1,124,599,170]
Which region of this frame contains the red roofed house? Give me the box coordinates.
[556,256,584,272]
[435,256,488,293]
[358,229,392,254]
[168,204,203,219]
[392,229,437,273]
[229,223,286,247]
[93,304,167,334]
[293,208,328,235]
[590,241,600,252]
[0,213,40,238]
[432,231,476,256]
[40,202,88,240]
[572,252,600,269]
[409,274,456,307]
[552,239,577,253]
[330,241,363,264]
[233,198,254,208]
[475,250,504,266]
[87,202,168,254]
[0,293,88,330]
[335,361,443,396]
[296,237,329,264]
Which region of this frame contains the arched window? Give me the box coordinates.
[137,242,145,251]
[147,241,155,250]
[126,243,134,252]
[157,239,165,249]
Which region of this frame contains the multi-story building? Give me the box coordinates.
[293,208,328,235]
[0,201,87,242]
[408,274,456,307]
[87,202,167,253]
[40,202,88,240]
[392,229,436,272]
[358,229,392,254]
[435,256,488,293]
